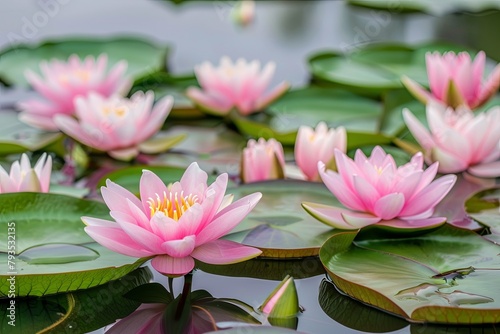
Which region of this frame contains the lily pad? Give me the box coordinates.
[232,86,392,147]
[466,188,500,244]
[224,180,339,258]
[309,43,475,98]
[0,267,151,333]
[0,109,62,155]
[0,37,169,87]
[320,224,500,324]
[0,192,148,297]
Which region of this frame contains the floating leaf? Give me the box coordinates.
[224,180,338,258]
[0,37,169,87]
[347,0,500,15]
[467,188,500,244]
[309,43,475,98]
[320,224,500,324]
[0,193,148,297]
[0,267,151,333]
[0,110,61,155]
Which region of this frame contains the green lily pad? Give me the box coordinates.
[320,224,500,324]
[466,188,500,244]
[309,43,475,98]
[348,0,500,15]
[0,267,151,333]
[0,192,148,297]
[232,86,392,147]
[0,37,169,87]
[319,279,408,333]
[224,180,339,258]
[0,110,62,155]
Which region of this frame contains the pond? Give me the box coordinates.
[1,1,500,333]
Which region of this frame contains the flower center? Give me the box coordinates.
[148,191,199,221]
[102,106,128,117]
[58,70,90,85]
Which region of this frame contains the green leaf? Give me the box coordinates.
[260,275,300,319]
[224,180,339,258]
[0,267,152,334]
[206,327,305,334]
[0,37,169,87]
[0,192,148,297]
[0,110,62,155]
[138,132,186,154]
[320,224,500,324]
[319,279,408,333]
[232,86,391,147]
[308,43,476,98]
[466,188,500,244]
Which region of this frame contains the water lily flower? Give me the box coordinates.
[302,146,456,230]
[19,54,131,130]
[83,162,262,276]
[0,153,51,193]
[403,103,500,178]
[54,91,173,161]
[295,122,346,181]
[402,51,500,109]
[186,57,289,116]
[241,138,285,183]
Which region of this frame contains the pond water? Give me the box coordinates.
[1,1,500,333]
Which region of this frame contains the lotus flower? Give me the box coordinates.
[241,138,285,183]
[403,103,500,178]
[54,91,173,161]
[0,153,51,193]
[295,122,346,181]
[402,51,500,109]
[302,146,456,230]
[186,57,289,116]
[19,54,131,130]
[83,162,262,276]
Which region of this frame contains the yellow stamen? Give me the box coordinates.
[148,191,199,221]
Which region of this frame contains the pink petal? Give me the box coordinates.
[402,109,435,150]
[109,147,140,161]
[319,163,365,211]
[255,81,290,112]
[180,162,208,197]
[401,76,433,105]
[468,161,500,178]
[476,63,500,108]
[376,217,446,231]
[105,303,165,334]
[352,175,380,212]
[195,192,262,245]
[161,235,196,258]
[191,239,262,264]
[400,174,456,217]
[186,87,232,115]
[111,212,164,252]
[101,179,141,211]
[139,170,169,216]
[151,255,195,276]
[84,226,154,258]
[198,173,229,230]
[432,147,469,173]
[18,170,41,192]
[301,202,357,230]
[373,193,405,220]
[341,211,381,228]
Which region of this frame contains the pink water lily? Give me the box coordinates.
[402,51,500,109]
[83,162,262,276]
[0,153,51,193]
[54,91,173,161]
[295,122,346,181]
[186,57,289,116]
[19,54,131,130]
[403,103,500,178]
[302,146,456,230]
[241,138,285,183]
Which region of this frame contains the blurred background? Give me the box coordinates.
[2,0,499,89]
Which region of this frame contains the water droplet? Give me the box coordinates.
[18,243,99,264]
